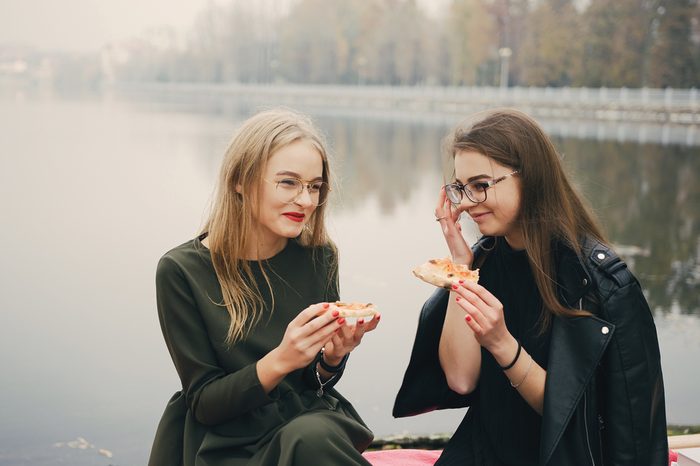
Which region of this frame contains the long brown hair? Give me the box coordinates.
[202,108,335,344]
[447,108,607,327]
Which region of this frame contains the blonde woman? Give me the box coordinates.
[149,109,379,466]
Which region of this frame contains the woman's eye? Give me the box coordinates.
[309,182,324,192]
[471,182,490,191]
[278,179,299,188]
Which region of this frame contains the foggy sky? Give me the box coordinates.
[0,0,219,52]
[0,0,449,53]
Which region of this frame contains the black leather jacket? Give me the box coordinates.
[393,236,668,466]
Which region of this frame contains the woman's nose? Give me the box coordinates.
[295,187,314,207]
[459,196,477,209]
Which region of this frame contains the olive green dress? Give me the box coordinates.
[148,235,373,466]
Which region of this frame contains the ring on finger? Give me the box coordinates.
[435,216,448,221]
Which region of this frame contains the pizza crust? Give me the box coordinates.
[412,258,479,289]
[333,301,378,318]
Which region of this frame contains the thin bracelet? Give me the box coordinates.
[314,367,337,397]
[510,353,533,389]
[500,340,522,370]
[319,349,349,373]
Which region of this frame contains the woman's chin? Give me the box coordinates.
[278,225,305,238]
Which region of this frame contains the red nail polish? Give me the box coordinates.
[323,303,329,309]
[451,284,458,290]
[456,296,461,302]
[337,318,345,325]
[375,315,381,321]
[358,319,364,325]
[458,280,464,284]
[332,310,339,317]
[466,315,472,322]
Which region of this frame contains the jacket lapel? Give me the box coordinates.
[554,240,593,308]
[539,312,615,465]
[538,240,614,465]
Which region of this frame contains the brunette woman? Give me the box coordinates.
[393,109,667,466]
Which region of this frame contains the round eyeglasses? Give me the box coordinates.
[444,170,519,205]
[267,177,330,206]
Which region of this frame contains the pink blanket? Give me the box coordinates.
[362,449,442,466]
[363,449,679,466]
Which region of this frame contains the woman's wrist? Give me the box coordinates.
[451,253,472,266]
[257,348,294,393]
[489,335,520,368]
[321,352,344,368]
[265,347,295,376]
[319,348,349,373]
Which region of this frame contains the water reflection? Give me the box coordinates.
[556,138,700,314]
[0,93,698,466]
[317,117,448,214]
[317,118,700,316]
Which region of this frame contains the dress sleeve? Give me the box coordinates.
[156,256,277,426]
[599,276,668,465]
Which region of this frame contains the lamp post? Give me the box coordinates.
[498,47,512,89]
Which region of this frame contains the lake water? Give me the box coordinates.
[1,91,698,465]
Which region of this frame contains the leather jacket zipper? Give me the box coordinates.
[584,392,596,466]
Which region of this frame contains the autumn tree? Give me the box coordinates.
[576,0,657,87]
[518,0,581,86]
[359,0,436,85]
[647,0,699,87]
[445,0,497,85]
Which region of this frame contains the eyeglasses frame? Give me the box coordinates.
[444,170,520,205]
[265,177,331,206]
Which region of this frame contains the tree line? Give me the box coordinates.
[114,0,700,88]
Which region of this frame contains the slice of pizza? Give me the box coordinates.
[333,301,378,319]
[412,258,479,289]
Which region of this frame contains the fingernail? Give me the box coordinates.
[323,303,329,309]
[337,318,346,325]
[332,310,339,317]
[465,315,472,322]
[375,314,381,321]
[458,280,464,284]
[456,296,461,302]
[451,284,458,290]
[358,319,364,325]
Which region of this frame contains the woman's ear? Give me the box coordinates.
[235,183,243,195]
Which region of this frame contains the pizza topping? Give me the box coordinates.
[412,257,479,289]
[333,301,378,318]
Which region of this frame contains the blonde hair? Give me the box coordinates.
[202,109,335,344]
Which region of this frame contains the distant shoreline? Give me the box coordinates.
[112,82,700,146]
[112,82,700,125]
[2,82,698,145]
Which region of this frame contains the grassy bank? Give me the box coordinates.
[370,425,700,450]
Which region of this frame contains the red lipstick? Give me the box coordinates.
[282,212,305,223]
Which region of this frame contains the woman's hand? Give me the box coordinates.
[435,187,473,266]
[322,312,381,365]
[451,281,545,416]
[272,303,344,374]
[451,280,514,355]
